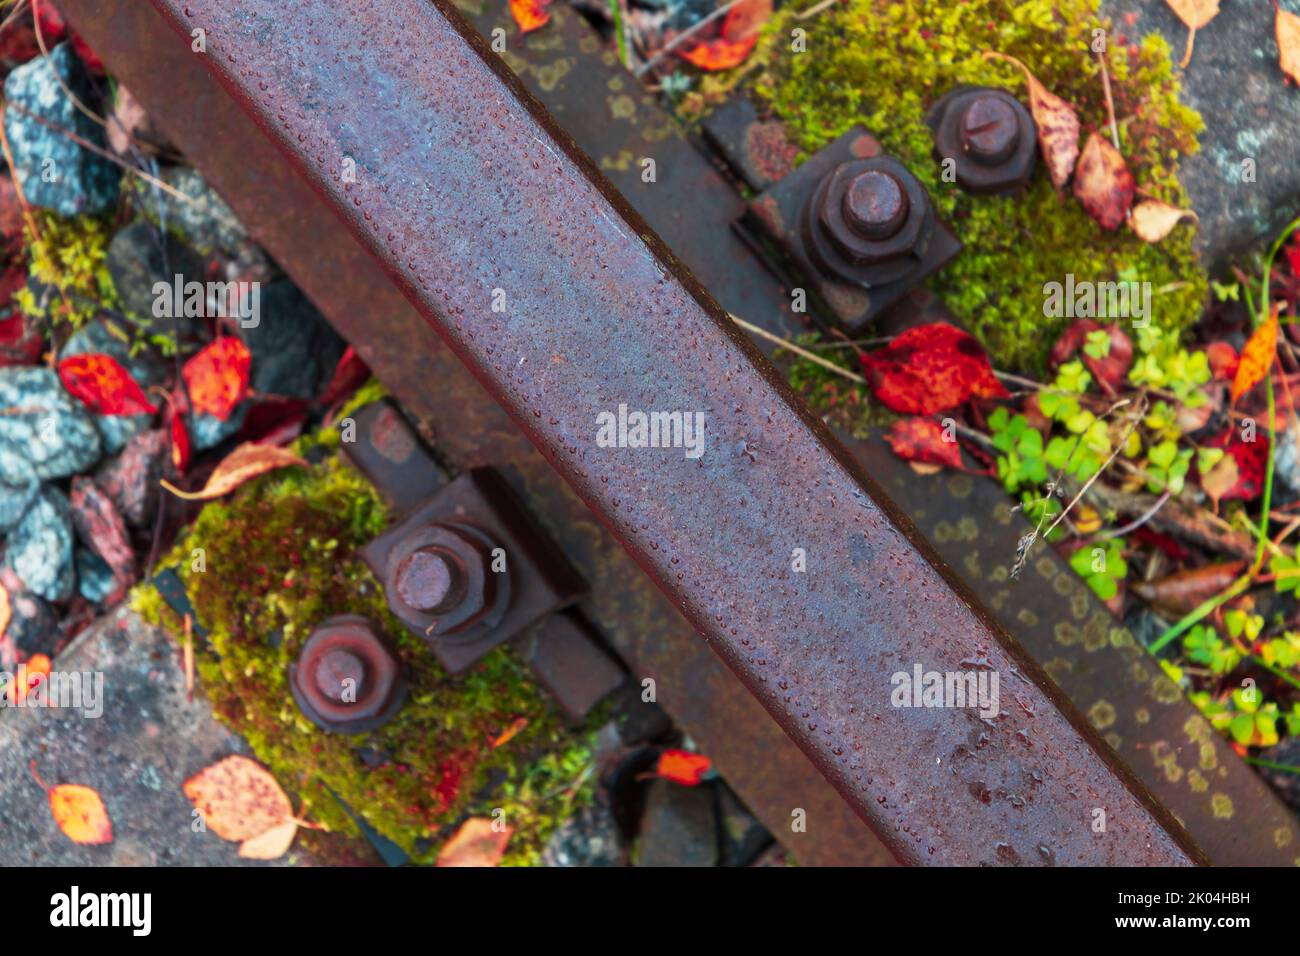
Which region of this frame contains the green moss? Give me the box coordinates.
[17,210,119,330]
[132,422,597,865]
[781,334,893,438]
[711,0,1208,374]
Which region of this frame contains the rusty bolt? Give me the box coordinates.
[928,86,1036,195]
[960,94,1020,166]
[384,521,510,642]
[803,156,935,287]
[289,615,407,733]
[841,170,909,240]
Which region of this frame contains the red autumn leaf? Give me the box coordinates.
[655,749,712,786]
[885,417,963,470]
[57,353,157,416]
[1204,425,1269,502]
[1231,306,1279,405]
[317,345,370,409]
[1073,133,1135,232]
[509,0,552,33]
[183,336,251,421]
[1204,341,1239,382]
[859,322,1008,416]
[679,0,772,71]
[170,407,190,473]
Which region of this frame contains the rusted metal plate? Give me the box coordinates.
[840,429,1300,866]
[123,0,1200,864]
[61,0,893,865]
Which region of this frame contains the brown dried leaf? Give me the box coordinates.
[1279,5,1300,84]
[238,819,300,860]
[436,817,512,867]
[983,51,1080,190]
[1073,132,1135,231]
[1166,0,1220,67]
[161,442,307,501]
[1131,561,1245,617]
[1200,455,1240,508]
[1129,199,1198,243]
[183,755,293,842]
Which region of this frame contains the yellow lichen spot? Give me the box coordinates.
[1210,793,1234,820]
[1053,574,1075,597]
[1055,622,1079,647]
[1198,743,1217,772]
[947,475,972,499]
[1088,700,1116,731]
[956,516,978,542]
[1275,827,1294,849]
[1129,662,1150,685]
[1036,557,1057,582]
[607,76,624,92]
[1187,769,1207,793]
[607,94,636,120]
[1135,707,1150,725]
[963,551,982,580]
[1104,732,1122,751]
[934,521,953,543]
[1043,658,1073,683]
[1149,674,1183,705]
[1070,590,1089,621]
[1184,715,1211,744]
[1017,608,1039,627]
[1150,741,1183,783]
[1082,614,1108,653]
[990,565,1009,583]
[993,502,1013,526]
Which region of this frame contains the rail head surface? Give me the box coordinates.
[149,0,1203,865]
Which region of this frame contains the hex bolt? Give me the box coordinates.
[394,547,466,614]
[841,170,909,240]
[289,615,407,734]
[960,94,1020,166]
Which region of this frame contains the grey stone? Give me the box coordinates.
[542,802,624,867]
[240,281,346,399]
[94,427,168,528]
[105,220,206,337]
[1103,1,1300,272]
[1,586,58,661]
[190,405,248,452]
[0,607,308,865]
[0,366,101,484]
[1,43,119,216]
[635,778,718,867]
[0,477,38,534]
[134,167,264,267]
[75,547,115,604]
[4,485,74,603]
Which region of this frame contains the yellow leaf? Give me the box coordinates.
[983,51,1079,191]
[1166,0,1220,67]
[49,784,113,846]
[238,820,300,860]
[161,442,307,501]
[436,817,512,867]
[1129,199,1198,243]
[183,755,294,842]
[1279,5,1300,84]
[1231,305,1280,405]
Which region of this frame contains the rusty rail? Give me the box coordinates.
[136,0,1203,864]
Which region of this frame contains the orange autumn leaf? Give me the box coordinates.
[509,0,551,33]
[437,816,512,867]
[1165,0,1220,68]
[0,584,9,642]
[983,51,1079,191]
[182,336,250,421]
[488,716,529,749]
[183,755,293,842]
[161,442,307,501]
[237,819,300,860]
[656,748,712,786]
[57,353,157,416]
[1279,3,1300,84]
[1231,306,1279,405]
[31,763,113,846]
[679,0,772,71]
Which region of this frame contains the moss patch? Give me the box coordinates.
[133,412,597,866]
[17,210,119,331]
[701,0,1207,375]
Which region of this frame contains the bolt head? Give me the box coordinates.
[394,547,465,613]
[840,170,908,240]
[314,648,366,701]
[960,95,1020,166]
